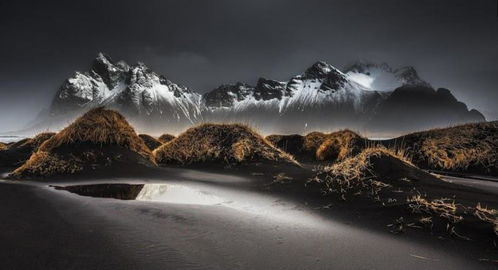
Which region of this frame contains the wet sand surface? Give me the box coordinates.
[0,167,497,270]
[440,175,498,195]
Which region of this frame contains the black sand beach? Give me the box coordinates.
[1,166,496,270]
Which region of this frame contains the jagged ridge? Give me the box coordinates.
[39,54,485,135]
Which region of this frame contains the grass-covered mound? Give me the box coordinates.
[266,134,305,157]
[387,121,498,176]
[266,132,328,161]
[11,108,155,178]
[157,134,175,144]
[303,132,328,156]
[315,130,366,162]
[311,147,498,239]
[267,130,368,162]
[139,134,163,151]
[0,142,7,151]
[154,123,298,166]
[0,132,55,167]
[313,147,424,198]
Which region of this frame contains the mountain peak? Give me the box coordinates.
[95,52,113,63]
[394,66,429,87]
[344,61,430,90]
[304,61,341,79]
[344,61,393,74]
[90,52,126,88]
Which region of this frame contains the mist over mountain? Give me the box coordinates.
[31,53,484,136]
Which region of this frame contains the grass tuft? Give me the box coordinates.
[157,134,175,144]
[474,203,498,236]
[408,195,463,224]
[312,147,413,198]
[267,130,369,162]
[316,130,365,161]
[138,134,163,151]
[394,121,498,175]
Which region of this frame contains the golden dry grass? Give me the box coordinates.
[408,195,463,223]
[265,134,283,146]
[399,121,498,175]
[316,130,365,161]
[157,134,175,144]
[0,132,56,167]
[8,132,56,152]
[312,147,413,198]
[266,130,366,161]
[474,203,498,236]
[13,151,83,177]
[12,107,155,177]
[303,131,328,154]
[265,134,305,157]
[28,132,57,148]
[0,143,6,151]
[154,123,298,166]
[409,196,498,236]
[37,108,153,162]
[139,134,163,151]
[268,130,368,162]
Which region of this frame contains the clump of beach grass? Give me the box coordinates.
[139,134,163,151]
[154,123,298,166]
[0,132,56,166]
[315,129,365,161]
[395,121,498,175]
[157,133,175,144]
[311,147,414,199]
[11,107,155,178]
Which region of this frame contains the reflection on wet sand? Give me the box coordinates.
[54,184,144,200]
[54,183,226,206]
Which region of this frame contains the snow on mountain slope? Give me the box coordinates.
[29,54,483,136]
[50,53,202,131]
[344,61,431,91]
[203,61,378,114]
[201,61,386,133]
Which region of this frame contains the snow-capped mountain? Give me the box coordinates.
[202,61,386,133]
[49,53,202,132]
[204,61,376,113]
[33,53,484,136]
[201,60,483,134]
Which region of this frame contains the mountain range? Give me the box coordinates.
[32,53,484,136]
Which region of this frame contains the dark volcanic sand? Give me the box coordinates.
[0,165,497,270]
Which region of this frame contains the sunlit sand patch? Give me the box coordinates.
[52,182,330,228]
[136,184,225,206]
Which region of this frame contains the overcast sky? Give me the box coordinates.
[0,0,497,132]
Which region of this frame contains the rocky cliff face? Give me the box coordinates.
[39,54,484,135]
[50,53,202,132]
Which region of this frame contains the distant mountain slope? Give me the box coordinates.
[344,61,431,90]
[202,60,483,134]
[367,86,485,134]
[202,61,384,133]
[28,54,485,135]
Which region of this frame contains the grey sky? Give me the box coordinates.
[0,0,497,131]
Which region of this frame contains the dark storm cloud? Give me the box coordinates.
[0,0,497,131]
